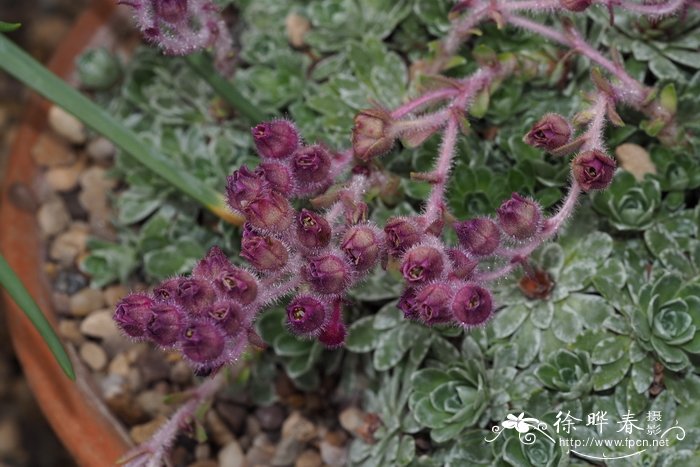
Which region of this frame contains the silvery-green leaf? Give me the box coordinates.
[591,336,630,365]
[374,325,408,371]
[531,301,554,329]
[345,315,379,353]
[592,356,631,391]
[514,320,541,368]
[492,304,529,338]
[551,305,583,343]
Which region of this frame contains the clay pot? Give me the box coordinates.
[0,2,132,465]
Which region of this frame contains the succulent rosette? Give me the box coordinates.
[592,171,661,231]
[535,349,594,399]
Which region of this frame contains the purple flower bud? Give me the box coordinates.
[413,283,454,325]
[341,225,383,272]
[397,288,419,320]
[216,266,258,305]
[153,0,188,23]
[181,320,226,364]
[401,245,444,284]
[318,319,346,349]
[497,193,542,240]
[114,294,155,338]
[452,284,493,327]
[286,296,327,336]
[384,217,421,256]
[291,145,331,184]
[226,166,265,212]
[572,150,616,192]
[146,303,185,346]
[241,234,289,271]
[243,191,294,232]
[344,201,368,226]
[454,218,501,256]
[193,246,229,279]
[560,0,592,11]
[206,301,243,336]
[296,209,332,249]
[153,278,182,301]
[446,248,478,280]
[251,120,300,160]
[304,253,352,295]
[352,109,395,161]
[256,162,294,194]
[177,278,215,310]
[523,113,571,151]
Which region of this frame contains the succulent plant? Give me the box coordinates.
[536,349,594,399]
[592,171,662,231]
[631,274,700,372]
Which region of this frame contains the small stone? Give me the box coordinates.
[295,450,322,467]
[37,198,70,236]
[79,341,107,371]
[48,106,87,144]
[339,407,365,435]
[129,416,168,444]
[246,415,262,439]
[195,443,211,460]
[170,360,192,385]
[49,225,88,266]
[80,310,119,340]
[255,405,285,432]
[272,437,303,466]
[615,143,657,181]
[53,268,88,294]
[104,284,129,308]
[217,403,247,436]
[58,319,84,345]
[32,132,77,167]
[69,287,105,317]
[281,412,316,443]
[102,374,148,425]
[108,353,130,377]
[286,13,311,48]
[218,440,245,467]
[188,461,218,467]
[137,390,168,417]
[205,410,234,446]
[53,292,71,315]
[45,158,85,192]
[79,166,116,194]
[319,440,347,467]
[86,137,115,163]
[136,350,170,385]
[0,418,21,455]
[246,435,275,467]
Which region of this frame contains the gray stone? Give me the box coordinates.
[80,310,119,340]
[79,341,107,371]
[218,440,245,467]
[69,287,105,317]
[37,198,70,236]
[48,105,87,144]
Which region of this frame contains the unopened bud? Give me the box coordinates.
[384,217,421,256]
[304,253,352,295]
[497,193,542,239]
[176,278,215,310]
[296,209,332,249]
[318,318,346,349]
[146,303,185,346]
[454,218,501,256]
[226,166,265,211]
[523,113,572,152]
[206,301,243,336]
[341,225,383,272]
[446,248,478,280]
[286,296,327,337]
[352,109,395,161]
[452,284,493,327]
[560,0,592,12]
[243,191,293,232]
[153,0,189,23]
[153,278,182,302]
[114,294,155,338]
[572,150,616,191]
[413,283,453,325]
[241,234,289,271]
[256,162,294,194]
[181,320,226,364]
[401,245,444,284]
[291,145,331,184]
[251,120,300,160]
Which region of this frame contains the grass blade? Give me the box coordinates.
[0,34,241,225]
[185,53,268,123]
[0,253,75,380]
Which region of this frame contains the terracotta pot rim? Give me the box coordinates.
[0,2,133,466]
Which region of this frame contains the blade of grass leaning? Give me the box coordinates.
[0,253,75,380]
[0,21,21,32]
[0,34,242,225]
[185,53,268,123]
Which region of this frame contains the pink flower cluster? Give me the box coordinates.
[120,0,234,75]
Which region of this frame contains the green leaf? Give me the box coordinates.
[492,304,528,338]
[273,333,313,357]
[396,435,415,466]
[0,22,21,32]
[0,253,74,380]
[345,315,379,353]
[591,336,630,365]
[592,356,631,391]
[0,35,229,220]
[373,326,408,371]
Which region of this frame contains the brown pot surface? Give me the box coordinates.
[0,1,133,465]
